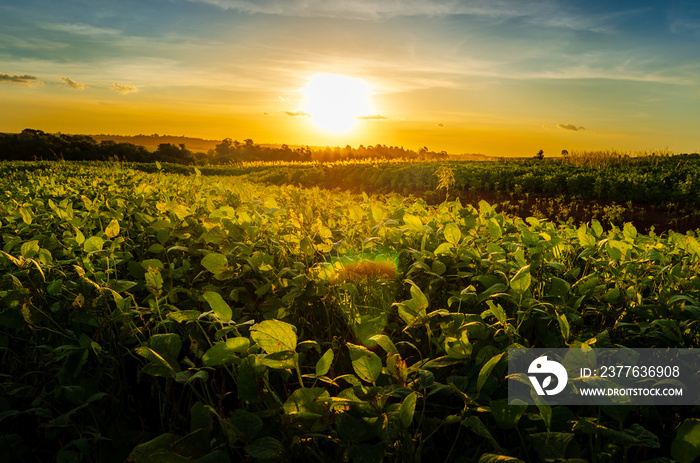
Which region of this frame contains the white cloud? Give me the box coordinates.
[40,22,121,37]
[112,82,138,93]
[61,76,87,90]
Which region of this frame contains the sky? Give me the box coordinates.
[1,0,699,156]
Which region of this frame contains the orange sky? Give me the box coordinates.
[1,0,699,156]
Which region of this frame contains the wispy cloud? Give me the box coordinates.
[40,22,121,37]
[0,72,43,86]
[112,83,138,94]
[186,0,564,21]
[558,123,585,131]
[357,114,386,120]
[285,111,310,117]
[61,76,87,90]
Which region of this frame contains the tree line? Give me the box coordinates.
[0,129,449,164]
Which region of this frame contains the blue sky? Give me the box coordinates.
[1,0,698,155]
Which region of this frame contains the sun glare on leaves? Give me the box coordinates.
[302,74,373,133]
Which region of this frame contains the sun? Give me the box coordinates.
[302,74,373,133]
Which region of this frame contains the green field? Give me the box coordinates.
[2,161,700,462]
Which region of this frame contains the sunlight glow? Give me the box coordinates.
[302,74,372,133]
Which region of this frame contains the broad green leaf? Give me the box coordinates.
[135,346,177,378]
[245,437,285,460]
[127,433,182,462]
[201,252,228,274]
[20,240,39,259]
[403,213,423,232]
[105,219,120,238]
[149,333,182,371]
[462,416,502,452]
[283,387,329,417]
[259,350,297,369]
[672,419,700,463]
[527,432,576,460]
[444,223,461,245]
[399,392,418,428]
[229,409,263,441]
[202,291,232,322]
[83,236,104,252]
[477,352,503,392]
[510,265,531,294]
[47,279,63,296]
[577,226,596,247]
[369,334,398,354]
[371,205,387,222]
[488,218,502,239]
[20,207,33,225]
[409,280,429,311]
[315,348,334,376]
[250,320,297,354]
[202,338,250,366]
[347,343,382,384]
[489,399,526,429]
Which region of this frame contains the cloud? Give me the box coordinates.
[112,83,138,94]
[40,22,121,37]
[61,77,87,90]
[356,114,387,120]
[187,0,549,20]
[558,123,585,131]
[0,72,43,87]
[285,110,310,116]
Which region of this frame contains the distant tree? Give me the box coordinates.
[154,143,194,164]
[535,149,544,160]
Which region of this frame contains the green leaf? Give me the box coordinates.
[20,240,39,259]
[444,223,461,245]
[259,350,297,369]
[403,213,423,232]
[127,433,181,462]
[462,416,502,452]
[201,252,228,274]
[315,348,334,376]
[672,419,700,463]
[510,265,531,294]
[202,338,250,366]
[250,320,297,354]
[283,387,330,417]
[347,343,382,384]
[478,454,526,463]
[19,207,33,225]
[477,352,503,392]
[105,219,120,238]
[47,279,63,296]
[489,399,526,429]
[399,392,418,428]
[369,334,398,354]
[202,291,232,322]
[149,333,182,370]
[557,312,570,342]
[409,280,429,311]
[135,347,177,378]
[83,236,104,252]
[488,218,502,239]
[245,436,285,460]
